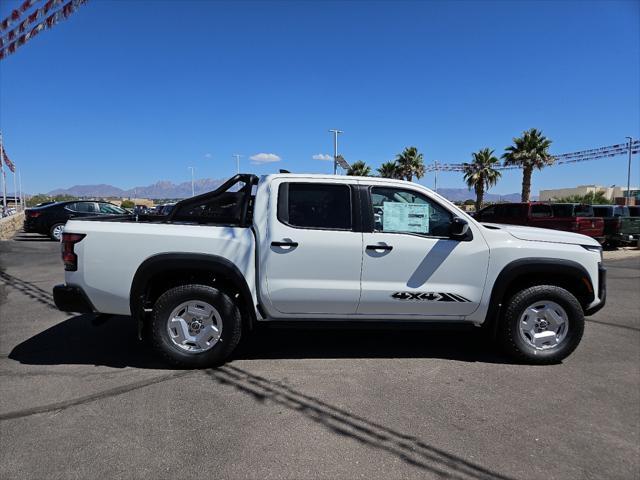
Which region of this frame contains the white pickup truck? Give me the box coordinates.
[53,173,606,367]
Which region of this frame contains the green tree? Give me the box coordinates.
[121,199,135,209]
[26,194,77,207]
[377,161,402,179]
[552,191,609,205]
[463,148,502,212]
[395,146,425,181]
[503,128,554,202]
[346,160,372,176]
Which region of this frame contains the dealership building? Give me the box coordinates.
[539,185,639,203]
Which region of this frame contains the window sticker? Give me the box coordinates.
[382,202,430,233]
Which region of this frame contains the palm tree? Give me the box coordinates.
[463,148,502,211]
[503,128,554,202]
[395,146,425,181]
[377,161,402,179]
[347,160,372,176]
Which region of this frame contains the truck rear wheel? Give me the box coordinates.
[498,285,584,364]
[151,284,242,368]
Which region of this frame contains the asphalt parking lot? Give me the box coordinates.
[1,233,639,480]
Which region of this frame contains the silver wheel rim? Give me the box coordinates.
[53,225,64,241]
[166,300,222,353]
[518,300,569,351]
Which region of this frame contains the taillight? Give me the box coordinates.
[61,233,86,271]
[27,210,41,218]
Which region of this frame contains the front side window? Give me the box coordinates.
[98,203,126,214]
[371,187,452,237]
[279,183,352,230]
[478,205,495,220]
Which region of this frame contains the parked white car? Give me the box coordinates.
[54,174,606,367]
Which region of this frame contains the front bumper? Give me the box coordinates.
[584,264,606,316]
[53,284,95,313]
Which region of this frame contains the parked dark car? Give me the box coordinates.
[24,200,127,241]
[592,205,640,247]
[474,202,605,243]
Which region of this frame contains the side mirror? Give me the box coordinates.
[450,217,472,240]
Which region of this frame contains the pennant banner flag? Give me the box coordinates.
[0,0,88,60]
[0,0,37,32]
[426,140,640,173]
[1,146,16,173]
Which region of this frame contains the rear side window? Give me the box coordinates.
[530,204,552,217]
[592,206,610,217]
[551,204,574,217]
[68,202,98,213]
[573,204,593,217]
[278,183,352,230]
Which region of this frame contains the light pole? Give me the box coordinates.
[233,154,242,174]
[625,137,633,205]
[188,166,195,197]
[328,129,343,175]
[0,131,6,211]
[433,160,439,193]
[18,169,23,211]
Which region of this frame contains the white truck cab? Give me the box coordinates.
[53,173,606,367]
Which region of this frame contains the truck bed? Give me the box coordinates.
[63,219,257,316]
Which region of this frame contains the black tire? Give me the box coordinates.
[49,223,65,241]
[151,284,242,368]
[498,285,584,364]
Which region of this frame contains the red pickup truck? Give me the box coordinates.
[475,202,605,243]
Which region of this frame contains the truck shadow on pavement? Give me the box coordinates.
[9,314,514,368]
[207,365,517,480]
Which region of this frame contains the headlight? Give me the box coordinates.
[582,245,603,261]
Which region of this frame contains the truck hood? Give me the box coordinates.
[482,223,601,247]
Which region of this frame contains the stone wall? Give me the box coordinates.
[0,213,25,240]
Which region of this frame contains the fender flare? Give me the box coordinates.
[485,257,594,329]
[129,252,256,325]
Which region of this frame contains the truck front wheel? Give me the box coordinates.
[151,284,242,368]
[498,285,584,364]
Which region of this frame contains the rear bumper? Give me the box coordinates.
[584,264,606,316]
[612,233,639,245]
[53,284,95,313]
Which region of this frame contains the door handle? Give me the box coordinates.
[271,241,299,248]
[366,244,393,251]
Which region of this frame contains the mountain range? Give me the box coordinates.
[47,178,226,199]
[46,179,526,202]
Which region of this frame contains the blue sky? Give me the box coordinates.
[1,0,639,195]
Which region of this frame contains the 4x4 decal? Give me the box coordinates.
[391,292,471,302]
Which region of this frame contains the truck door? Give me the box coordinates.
[357,184,489,317]
[261,179,363,316]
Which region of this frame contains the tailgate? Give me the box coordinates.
[577,217,604,237]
